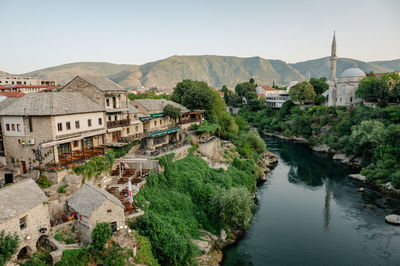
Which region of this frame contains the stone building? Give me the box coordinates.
[61,76,140,145]
[327,32,366,107]
[0,84,57,94]
[132,99,204,150]
[0,179,50,262]
[67,183,125,243]
[0,92,107,174]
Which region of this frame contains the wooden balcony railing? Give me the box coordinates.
[107,118,130,129]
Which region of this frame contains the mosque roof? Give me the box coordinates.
[339,68,366,78]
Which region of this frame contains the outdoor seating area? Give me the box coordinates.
[108,163,151,214]
[44,145,108,169]
[136,140,189,157]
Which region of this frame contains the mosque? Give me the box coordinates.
[327,32,366,106]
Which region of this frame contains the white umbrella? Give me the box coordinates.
[128,179,133,204]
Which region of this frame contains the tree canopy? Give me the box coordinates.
[163,104,181,119]
[289,81,316,104]
[309,77,328,95]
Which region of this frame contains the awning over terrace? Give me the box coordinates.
[149,127,179,137]
[150,113,164,118]
[139,116,152,121]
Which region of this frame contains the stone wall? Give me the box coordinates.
[0,203,50,262]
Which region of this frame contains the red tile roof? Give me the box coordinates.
[0,85,57,90]
[0,91,26,98]
[260,85,277,91]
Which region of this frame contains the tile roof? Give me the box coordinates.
[260,85,277,91]
[0,91,26,98]
[67,183,124,217]
[77,75,125,92]
[0,179,48,223]
[133,99,188,114]
[0,85,57,89]
[0,92,105,116]
[0,98,17,111]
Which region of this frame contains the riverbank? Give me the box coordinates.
[262,132,400,197]
[222,136,400,265]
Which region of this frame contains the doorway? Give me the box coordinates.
[21,161,27,174]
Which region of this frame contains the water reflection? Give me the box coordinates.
[223,137,400,266]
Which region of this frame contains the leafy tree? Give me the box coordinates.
[128,89,170,101]
[235,81,256,98]
[227,93,242,107]
[219,112,239,140]
[91,223,112,252]
[309,77,328,95]
[356,75,389,104]
[55,248,89,266]
[279,100,295,119]
[210,187,256,230]
[234,115,248,132]
[0,230,19,266]
[163,104,181,119]
[314,94,326,105]
[289,81,316,104]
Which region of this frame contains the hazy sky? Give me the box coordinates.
[1,0,399,73]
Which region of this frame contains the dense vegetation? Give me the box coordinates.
[127,90,170,101]
[0,231,19,266]
[240,102,400,188]
[131,152,259,265]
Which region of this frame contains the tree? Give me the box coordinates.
[309,77,328,95]
[0,231,19,266]
[210,187,256,230]
[356,75,389,104]
[235,81,256,98]
[163,104,181,119]
[91,223,112,252]
[221,85,230,104]
[227,93,242,107]
[279,100,295,119]
[314,94,326,105]
[219,112,239,140]
[289,81,316,104]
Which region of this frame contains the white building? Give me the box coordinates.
[0,75,56,86]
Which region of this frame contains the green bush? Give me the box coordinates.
[91,223,112,252]
[37,176,53,189]
[57,185,68,194]
[21,251,50,266]
[0,231,19,266]
[55,248,89,266]
[132,231,159,266]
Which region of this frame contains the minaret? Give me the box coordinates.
[330,31,337,81]
[328,31,337,106]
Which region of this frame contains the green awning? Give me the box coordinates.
[150,127,179,137]
[151,113,165,118]
[139,116,153,121]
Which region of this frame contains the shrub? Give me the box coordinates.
[55,248,89,266]
[21,251,50,266]
[91,223,112,252]
[210,187,256,230]
[0,231,19,266]
[57,185,68,194]
[133,231,160,266]
[37,176,53,189]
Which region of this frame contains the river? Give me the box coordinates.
[223,137,400,266]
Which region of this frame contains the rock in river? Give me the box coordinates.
[348,174,366,182]
[385,214,400,225]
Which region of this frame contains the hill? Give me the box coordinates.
[25,62,133,85]
[1,56,399,89]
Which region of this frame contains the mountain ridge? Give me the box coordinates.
[3,56,399,89]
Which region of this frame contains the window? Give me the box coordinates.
[160,120,162,125]
[114,115,117,121]
[75,121,80,129]
[84,137,93,149]
[20,216,27,230]
[350,97,353,102]
[98,118,102,125]
[16,124,21,131]
[107,209,112,213]
[6,124,10,131]
[66,122,71,130]
[135,126,138,131]
[28,117,33,132]
[126,128,130,134]
[134,115,137,119]
[58,143,70,154]
[108,116,111,121]
[106,99,110,107]
[88,119,92,127]
[11,124,15,131]
[73,141,79,148]
[154,121,157,126]
[57,123,62,131]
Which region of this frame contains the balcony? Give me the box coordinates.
[107,119,130,129]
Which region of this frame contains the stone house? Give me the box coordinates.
[61,76,142,144]
[0,92,107,174]
[0,179,50,261]
[67,183,125,243]
[132,99,204,150]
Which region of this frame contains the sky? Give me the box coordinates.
[0,0,399,74]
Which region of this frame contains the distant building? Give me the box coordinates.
[327,32,365,107]
[0,91,26,98]
[256,85,276,97]
[0,180,50,261]
[0,84,57,94]
[0,75,56,86]
[67,183,125,243]
[260,84,294,109]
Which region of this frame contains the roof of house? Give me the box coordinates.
[133,99,188,113]
[0,92,105,116]
[0,98,17,111]
[0,179,48,223]
[128,104,141,114]
[67,183,124,217]
[76,75,125,92]
[0,91,26,98]
[0,85,57,89]
[259,85,277,91]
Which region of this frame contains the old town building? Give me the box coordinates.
[0,74,56,86]
[0,179,50,261]
[67,183,125,243]
[61,75,140,145]
[0,92,107,174]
